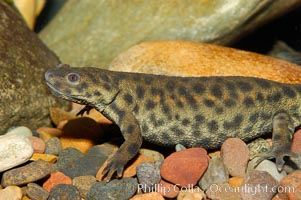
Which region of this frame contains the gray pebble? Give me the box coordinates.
[26,183,49,200]
[45,137,62,155]
[199,156,229,190]
[48,184,81,200]
[57,147,84,170]
[72,175,96,198]
[175,144,187,151]
[86,178,137,200]
[61,154,107,179]
[136,162,161,193]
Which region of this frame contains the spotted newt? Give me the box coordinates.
[45,64,301,180]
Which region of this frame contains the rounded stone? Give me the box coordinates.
[221,138,249,178]
[206,183,241,200]
[45,137,62,155]
[139,148,164,163]
[255,159,287,182]
[48,184,81,200]
[5,126,32,137]
[130,192,164,200]
[56,147,84,170]
[28,136,46,154]
[43,171,72,192]
[136,162,161,193]
[292,129,301,152]
[0,134,33,172]
[279,170,301,200]
[26,183,49,200]
[175,144,187,151]
[160,148,209,187]
[157,180,179,199]
[36,127,63,137]
[1,160,51,187]
[199,155,229,190]
[0,186,22,200]
[177,187,206,200]
[72,175,96,198]
[57,147,84,170]
[240,170,278,200]
[86,178,137,200]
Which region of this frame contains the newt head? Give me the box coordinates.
[45,64,119,111]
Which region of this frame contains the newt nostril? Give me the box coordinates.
[44,70,53,81]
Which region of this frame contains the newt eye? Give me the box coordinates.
[66,73,80,85]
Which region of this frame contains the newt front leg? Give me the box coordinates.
[102,111,143,181]
[255,110,299,171]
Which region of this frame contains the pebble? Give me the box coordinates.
[175,144,187,151]
[43,171,72,192]
[136,162,161,193]
[86,178,137,200]
[130,192,164,200]
[37,131,53,142]
[0,134,33,172]
[177,187,206,200]
[139,148,164,163]
[48,184,81,200]
[248,138,271,159]
[28,136,46,153]
[6,126,32,137]
[26,183,49,200]
[123,153,156,178]
[61,151,108,179]
[278,170,301,200]
[255,159,287,182]
[49,107,76,126]
[1,159,51,187]
[160,147,209,187]
[45,137,62,155]
[36,127,63,137]
[199,155,229,190]
[72,175,96,198]
[292,129,301,152]
[157,179,179,199]
[30,153,58,163]
[240,170,278,200]
[206,183,241,200]
[56,147,84,170]
[229,177,244,187]
[0,186,23,200]
[221,138,249,178]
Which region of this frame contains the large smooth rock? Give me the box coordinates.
[39,0,301,69]
[0,1,68,134]
[110,40,301,84]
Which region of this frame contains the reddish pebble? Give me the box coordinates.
[221,138,249,178]
[43,171,72,192]
[36,127,63,137]
[240,170,278,200]
[278,170,301,200]
[130,192,164,200]
[291,130,301,152]
[157,179,179,199]
[28,136,46,153]
[160,148,209,188]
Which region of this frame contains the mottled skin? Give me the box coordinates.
[255,110,299,171]
[45,64,301,179]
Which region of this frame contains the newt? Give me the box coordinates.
[45,64,301,180]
